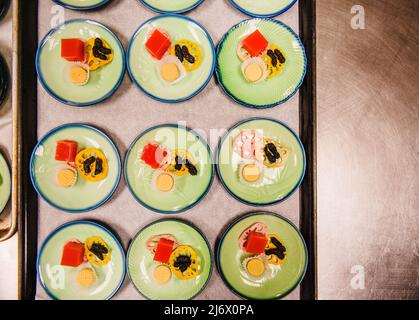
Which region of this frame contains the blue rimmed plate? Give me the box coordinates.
[127,14,215,103]
[52,0,112,11]
[217,212,307,300]
[227,0,297,18]
[37,220,126,300]
[216,118,306,206]
[36,19,125,107]
[124,124,214,214]
[30,124,121,213]
[0,150,11,216]
[216,18,306,108]
[127,218,213,300]
[138,0,205,14]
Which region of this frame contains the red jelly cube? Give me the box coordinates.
[245,231,268,254]
[61,38,86,62]
[55,140,78,163]
[153,238,174,263]
[145,29,171,60]
[242,30,268,57]
[141,143,160,169]
[60,241,85,267]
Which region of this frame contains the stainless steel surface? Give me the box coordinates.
[317,0,419,299]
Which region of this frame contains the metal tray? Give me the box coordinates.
[17,0,316,300]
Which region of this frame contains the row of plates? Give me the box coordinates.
[30,118,305,213]
[37,15,306,108]
[38,213,307,300]
[53,0,297,18]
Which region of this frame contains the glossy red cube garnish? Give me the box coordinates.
[60,241,85,267]
[141,143,160,169]
[242,30,268,57]
[61,38,86,62]
[55,140,78,163]
[245,231,268,254]
[145,29,171,60]
[153,238,174,263]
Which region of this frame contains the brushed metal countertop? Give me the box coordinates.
[316,0,419,299]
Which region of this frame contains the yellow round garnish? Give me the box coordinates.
[246,258,266,277]
[245,63,263,82]
[153,265,172,284]
[156,173,174,192]
[265,234,287,265]
[160,63,180,82]
[86,37,114,71]
[69,66,89,85]
[85,236,111,266]
[241,164,261,183]
[76,268,96,288]
[75,148,108,182]
[56,168,77,188]
[170,40,202,72]
[169,245,199,280]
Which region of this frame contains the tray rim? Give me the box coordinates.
[17,0,317,300]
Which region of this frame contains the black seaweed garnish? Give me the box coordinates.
[267,49,278,67]
[173,255,192,273]
[83,156,96,174]
[185,159,198,176]
[89,242,109,261]
[174,156,184,171]
[265,237,287,260]
[175,44,184,62]
[94,157,103,175]
[92,37,111,60]
[264,142,281,163]
[274,49,286,64]
[181,45,195,64]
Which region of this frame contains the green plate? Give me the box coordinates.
[125,124,213,213]
[217,212,307,300]
[0,150,11,216]
[217,118,305,206]
[37,221,126,300]
[30,124,121,213]
[36,19,125,106]
[216,18,306,108]
[127,218,212,300]
[127,14,215,103]
[138,0,205,14]
[228,0,297,18]
[53,0,111,10]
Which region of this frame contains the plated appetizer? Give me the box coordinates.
[60,37,113,87]
[127,219,212,300]
[0,151,11,216]
[217,118,305,206]
[138,0,205,14]
[217,212,307,300]
[30,124,121,212]
[127,15,215,102]
[36,19,125,106]
[125,125,213,213]
[53,140,109,189]
[37,221,126,300]
[233,129,290,187]
[216,18,306,108]
[237,30,286,83]
[146,234,200,283]
[145,28,203,86]
[227,0,297,18]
